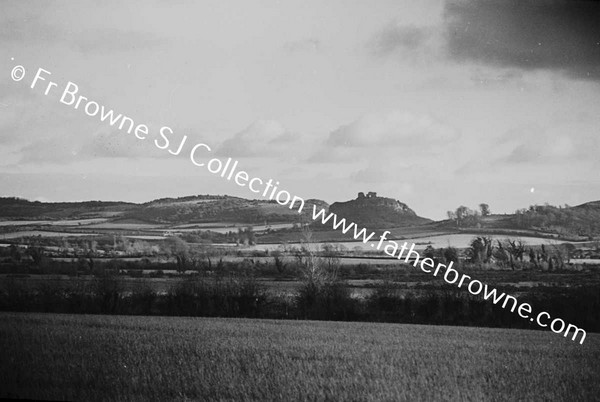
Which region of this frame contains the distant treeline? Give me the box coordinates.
[514,203,600,238]
[0,197,134,218]
[1,274,598,334]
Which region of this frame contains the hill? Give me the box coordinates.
[574,200,600,211]
[433,200,600,240]
[1,195,599,240]
[127,195,328,224]
[510,201,600,238]
[328,192,431,229]
[0,197,136,219]
[0,195,328,225]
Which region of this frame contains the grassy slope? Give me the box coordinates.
[0,196,328,225]
[0,198,136,220]
[1,313,598,401]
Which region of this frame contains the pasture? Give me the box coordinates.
[1,313,598,401]
[250,233,582,252]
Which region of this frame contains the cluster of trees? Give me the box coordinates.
[235,227,255,245]
[3,236,163,260]
[422,245,460,266]
[447,203,490,228]
[0,235,225,275]
[419,236,575,271]
[2,244,50,267]
[181,226,257,247]
[465,236,571,271]
[514,204,600,238]
[162,236,230,273]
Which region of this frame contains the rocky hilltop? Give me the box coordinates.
[329,192,431,228]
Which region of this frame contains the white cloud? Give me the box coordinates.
[498,122,599,165]
[217,120,296,157]
[325,111,457,149]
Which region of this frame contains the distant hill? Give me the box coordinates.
[126,195,328,224]
[328,192,431,229]
[434,200,600,240]
[574,200,600,211]
[0,195,328,225]
[510,201,600,238]
[0,197,135,219]
[1,195,598,239]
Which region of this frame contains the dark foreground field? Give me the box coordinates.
[1,313,598,401]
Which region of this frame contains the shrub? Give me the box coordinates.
[296,280,359,321]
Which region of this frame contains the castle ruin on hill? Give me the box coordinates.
[353,191,413,213]
[357,191,377,199]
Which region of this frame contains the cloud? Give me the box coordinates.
[324,111,457,149]
[455,119,600,180]
[217,120,296,157]
[72,29,168,54]
[308,111,461,186]
[0,5,58,43]
[82,127,164,159]
[17,129,152,164]
[371,23,434,55]
[0,4,167,53]
[350,160,399,184]
[468,68,527,88]
[308,147,358,164]
[283,38,321,52]
[367,21,446,67]
[7,110,164,165]
[444,0,600,80]
[498,123,598,165]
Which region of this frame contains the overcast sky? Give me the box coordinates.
[1,0,599,219]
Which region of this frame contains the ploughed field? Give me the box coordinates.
[1,313,598,401]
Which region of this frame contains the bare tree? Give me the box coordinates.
[506,239,525,270]
[447,210,457,221]
[467,236,493,265]
[293,226,331,284]
[321,243,344,280]
[190,241,219,272]
[165,236,190,273]
[549,244,569,270]
[455,206,469,227]
[271,249,287,274]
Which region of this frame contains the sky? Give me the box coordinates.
[1,0,599,220]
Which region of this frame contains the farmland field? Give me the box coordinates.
[0,313,598,401]
[249,234,583,252]
[0,230,99,239]
[0,218,108,226]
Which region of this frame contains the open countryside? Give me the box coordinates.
[4,1,600,399]
[2,313,599,401]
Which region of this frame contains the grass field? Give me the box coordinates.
[1,313,598,401]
